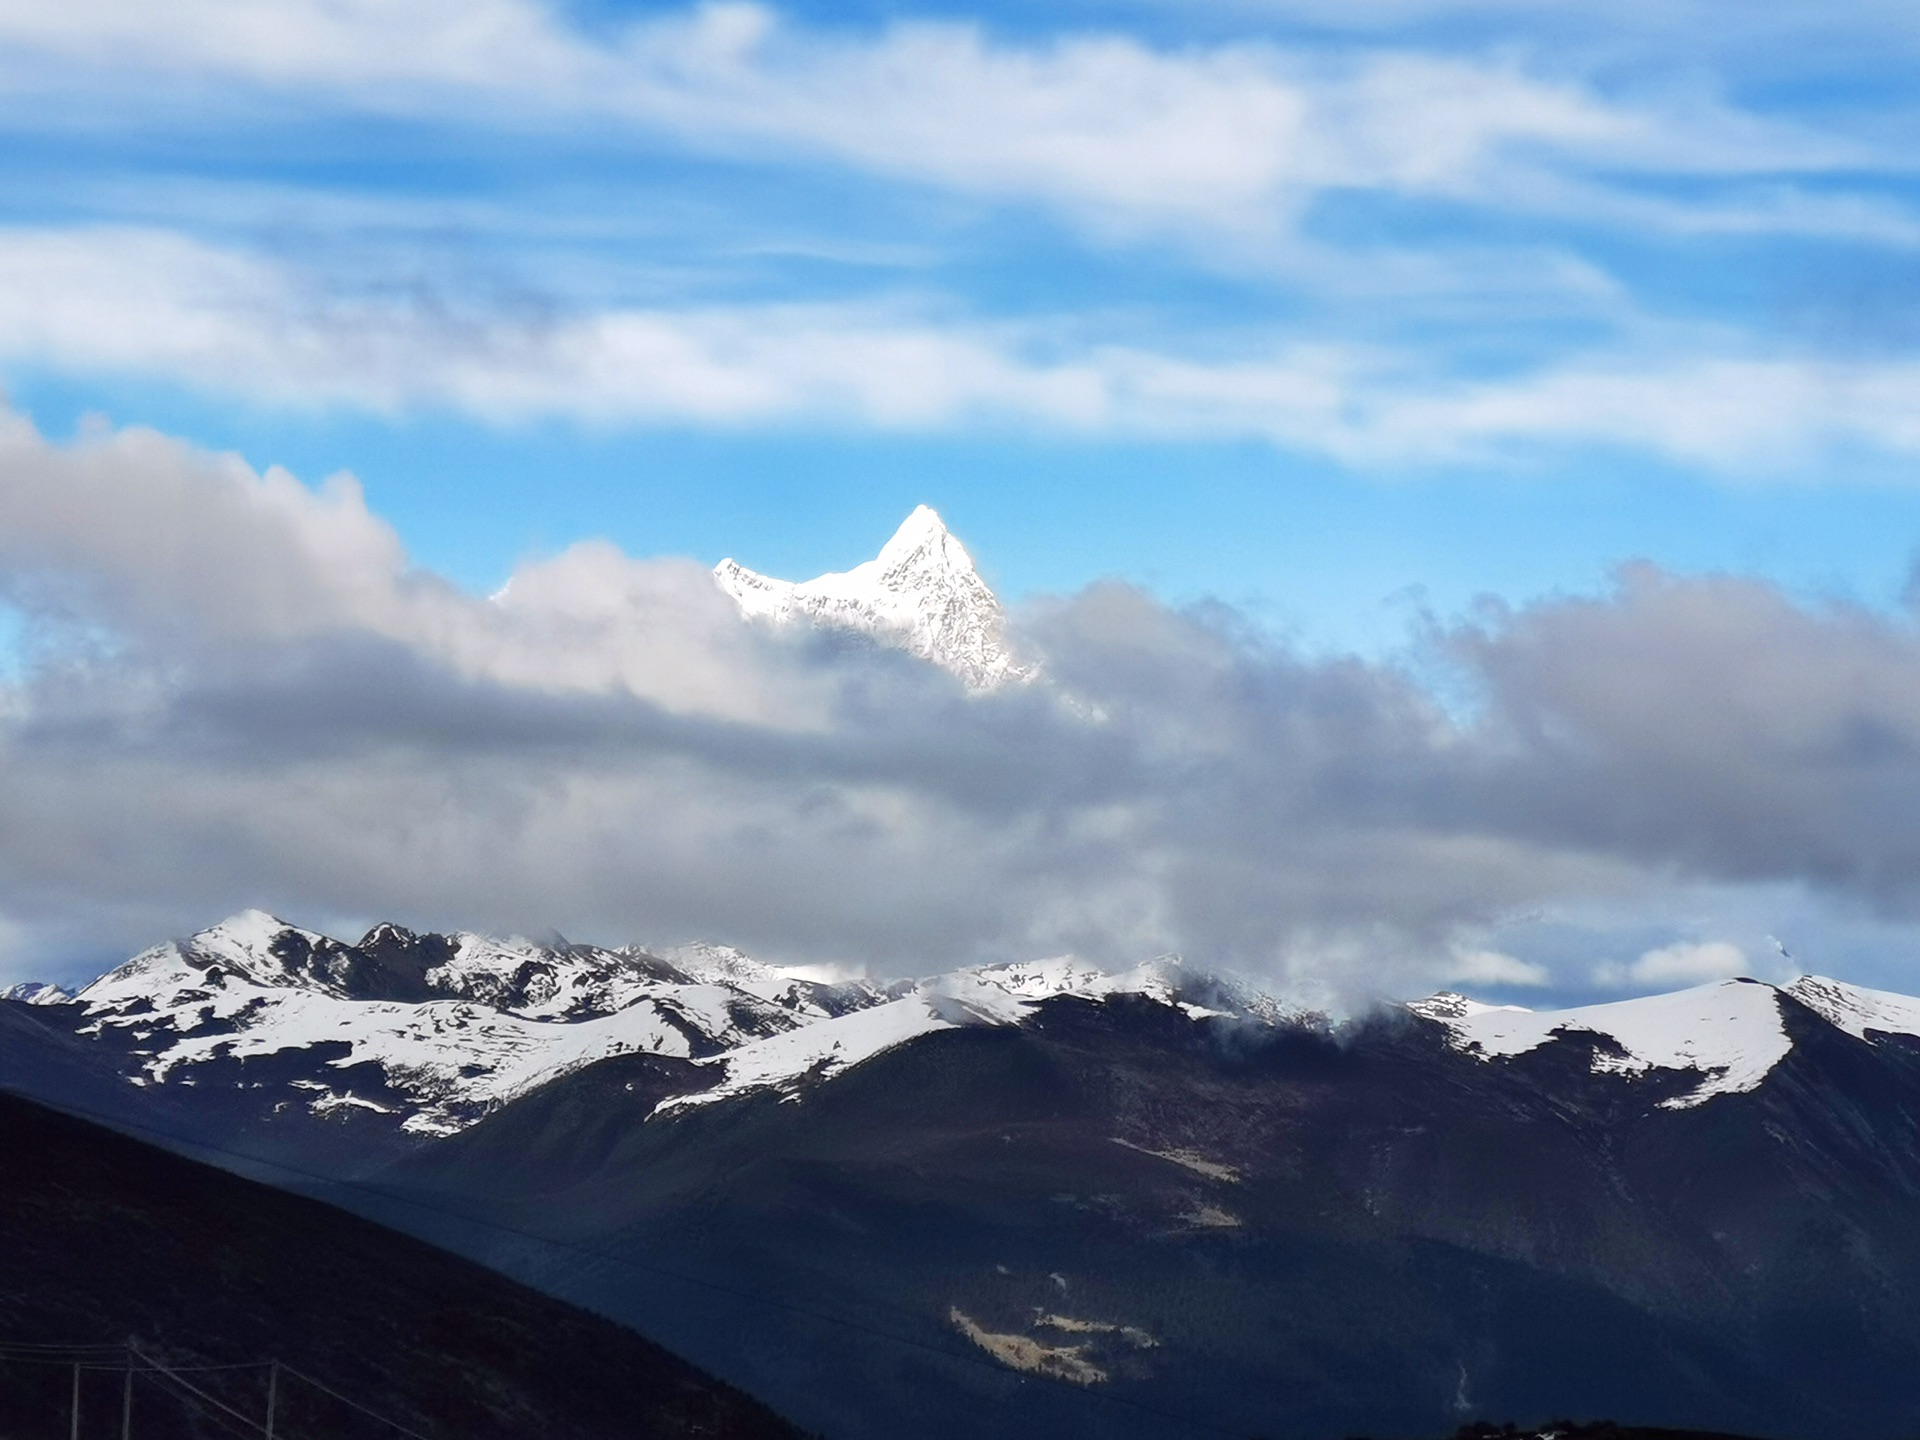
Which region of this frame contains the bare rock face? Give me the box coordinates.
[714,506,1029,690]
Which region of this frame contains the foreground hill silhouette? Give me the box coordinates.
[0,1090,802,1439]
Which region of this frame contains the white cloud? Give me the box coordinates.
[1444,946,1551,986]
[1594,940,1749,988]
[12,406,1920,993]
[4,227,1920,468]
[0,402,1624,985]
[1366,357,1920,467]
[0,6,1909,478]
[0,407,831,724]
[0,3,1896,247]
[0,228,1105,425]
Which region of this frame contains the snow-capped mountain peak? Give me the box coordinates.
[713,506,1027,690]
[73,909,330,1008]
[870,502,978,583]
[187,907,301,954]
[1782,973,1920,1040]
[1410,978,1797,1110]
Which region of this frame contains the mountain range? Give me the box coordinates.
[20,908,1300,1167]
[12,906,1920,1438]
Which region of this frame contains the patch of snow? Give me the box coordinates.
[655,941,882,1019]
[949,1309,1107,1385]
[1405,991,1533,1023]
[1786,974,1920,1041]
[656,993,956,1113]
[77,940,219,1011]
[1110,1138,1241,1183]
[289,1080,396,1117]
[1032,1315,1157,1348]
[1179,1202,1243,1229]
[183,910,332,987]
[134,985,721,1134]
[1410,979,1791,1109]
[425,933,565,1010]
[654,953,1305,1113]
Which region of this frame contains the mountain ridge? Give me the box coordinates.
[13,912,1920,1435]
[22,908,1920,1148]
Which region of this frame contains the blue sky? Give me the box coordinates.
[7,0,1920,1000]
[5,0,1920,642]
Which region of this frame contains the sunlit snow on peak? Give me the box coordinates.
[713,506,1028,690]
[1785,974,1920,1041]
[1411,978,1791,1109]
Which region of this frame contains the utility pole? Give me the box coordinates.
[264,1360,278,1440]
[69,1359,80,1440]
[120,1339,133,1440]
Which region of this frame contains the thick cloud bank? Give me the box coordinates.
[5,411,1920,997]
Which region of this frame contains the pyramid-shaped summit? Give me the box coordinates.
[714,507,1026,689]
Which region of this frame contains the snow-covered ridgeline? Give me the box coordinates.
[43,904,1920,1133]
[1408,980,1791,1109]
[1,981,73,1005]
[67,911,891,1134]
[50,913,1300,1132]
[1781,974,1920,1039]
[658,954,1320,1114]
[1408,973,1920,1110]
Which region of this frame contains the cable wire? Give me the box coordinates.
[133,1366,265,1440]
[274,1362,436,1440]
[0,1354,270,1373]
[128,1343,270,1437]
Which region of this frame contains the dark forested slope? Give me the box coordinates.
[0,1090,802,1440]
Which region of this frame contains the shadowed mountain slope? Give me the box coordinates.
[0,1089,803,1440]
[370,992,1920,1440]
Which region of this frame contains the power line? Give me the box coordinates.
[5,1086,1266,1439]
[275,1362,435,1440]
[129,1342,269,1437]
[133,1366,265,1440]
[0,1339,434,1440]
[0,1353,270,1373]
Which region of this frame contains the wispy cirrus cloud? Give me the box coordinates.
[2,227,1917,469]
[0,4,1912,482]
[0,2,1901,250]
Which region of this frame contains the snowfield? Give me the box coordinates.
[1411,978,1805,1108]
